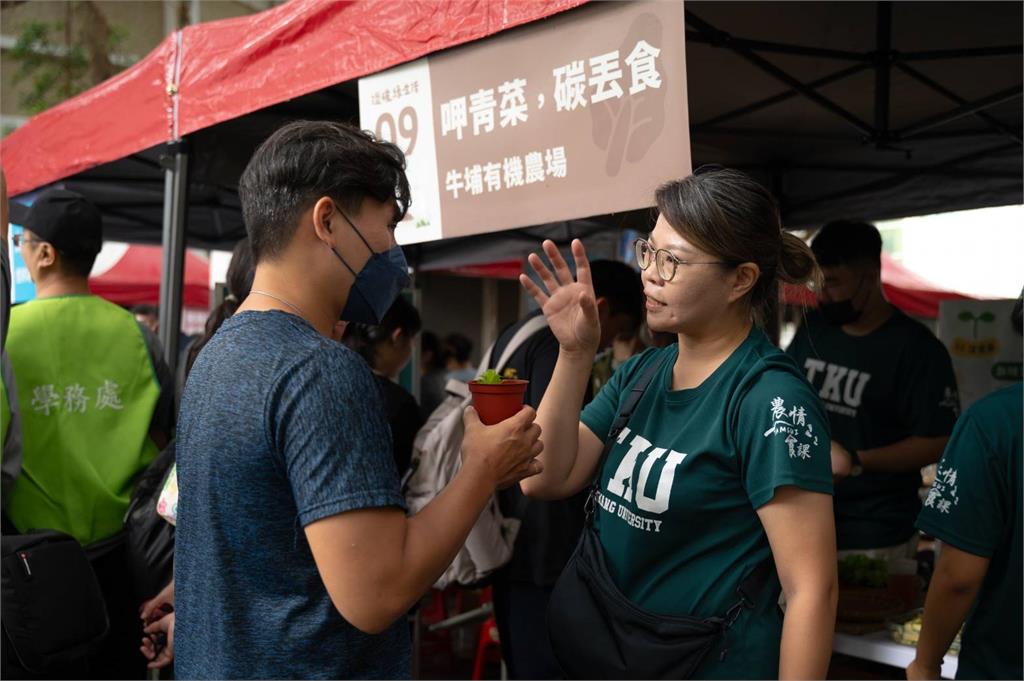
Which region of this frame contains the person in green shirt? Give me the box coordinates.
[908,300,1023,681]
[786,220,959,556]
[0,169,23,512]
[5,189,175,679]
[520,166,838,679]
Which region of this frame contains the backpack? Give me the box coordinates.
[405,315,548,589]
[123,440,176,602]
[1,530,109,674]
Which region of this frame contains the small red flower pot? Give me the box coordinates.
[468,379,529,425]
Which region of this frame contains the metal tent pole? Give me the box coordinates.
[158,140,189,370]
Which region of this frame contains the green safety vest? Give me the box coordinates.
[1,364,10,443]
[6,295,161,546]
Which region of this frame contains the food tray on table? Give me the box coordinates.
[886,608,961,655]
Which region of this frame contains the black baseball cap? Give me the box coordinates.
[22,188,103,256]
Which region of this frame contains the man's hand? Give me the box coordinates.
[462,406,543,489]
[139,611,174,669]
[830,440,853,483]
[906,658,941,680]
[306,405,543,635]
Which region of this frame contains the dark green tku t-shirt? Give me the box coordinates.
[786,310,959,550]
[581,328,833,680]
[917,383,1022,681]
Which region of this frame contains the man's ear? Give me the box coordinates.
[37,243,57,269]
[390,327,404,345]
[311,197,338,243]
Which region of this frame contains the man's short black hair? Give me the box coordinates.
[239,120,411,262]
[591,260,644,329]
[811,220,883,269]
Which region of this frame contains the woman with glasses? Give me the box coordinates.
[519,167,838,679]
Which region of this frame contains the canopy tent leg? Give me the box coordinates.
[158,140,189,372]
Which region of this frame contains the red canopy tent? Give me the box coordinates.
[783,252,974,319]
[1,0,1017,362]
[89,244,210,309]
[0,0,585,363]
[0,0,586,198]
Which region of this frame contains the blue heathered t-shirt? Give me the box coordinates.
[175,310,410,679]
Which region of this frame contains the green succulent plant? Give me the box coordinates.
[477,369,503,384]
[476,368,519,384]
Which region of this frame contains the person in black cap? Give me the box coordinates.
[786,219,959,559]
[4,188,175,678]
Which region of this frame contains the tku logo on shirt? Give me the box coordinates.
[605,427,687,515]
[802,359,871,417]
[596,427,687,534]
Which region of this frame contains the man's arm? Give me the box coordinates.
[907,544,989,679]
[865,332,957,475]
[305,406,542,634]
[833,436,948,477]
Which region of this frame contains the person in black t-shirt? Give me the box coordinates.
[786,220,958,556]
[342,296,424,478]
[491,259,644,680]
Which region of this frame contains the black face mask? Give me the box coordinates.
[819,299,861,326]
[819,274,866,326]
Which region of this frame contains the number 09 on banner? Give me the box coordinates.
[359,58,443,245]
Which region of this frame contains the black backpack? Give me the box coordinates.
[124,440,176,602]
[1,530,109,674]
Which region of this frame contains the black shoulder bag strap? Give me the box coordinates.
[582,353,667,527]
[581,351,776,629]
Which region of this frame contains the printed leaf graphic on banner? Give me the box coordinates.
[591,13,666,178]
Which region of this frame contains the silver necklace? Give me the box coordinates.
[249,289,307,318]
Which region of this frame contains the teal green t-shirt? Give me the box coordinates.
[786,310,959,550]
[580,328,833,679]
[916,383,1022,681]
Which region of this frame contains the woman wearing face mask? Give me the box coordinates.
[342,296,424,478]
[520,167,838,679]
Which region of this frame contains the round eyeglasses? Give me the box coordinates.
[633,238,733,282]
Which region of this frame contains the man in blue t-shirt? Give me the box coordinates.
[174,121,543,679]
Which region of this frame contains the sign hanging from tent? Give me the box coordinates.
[359,1,690,245]
[938,299,1023,411]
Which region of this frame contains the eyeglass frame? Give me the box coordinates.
[633,238,736,282]
[11,233,45,248]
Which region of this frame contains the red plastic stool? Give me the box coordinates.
[471,615,502,680]
[417,589,455,671]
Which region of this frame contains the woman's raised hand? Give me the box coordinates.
[520,239,601,355]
